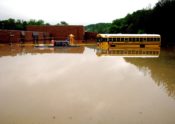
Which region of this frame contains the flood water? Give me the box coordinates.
[0,45,175,124]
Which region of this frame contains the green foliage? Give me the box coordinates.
[85,23,111,33]
[45,23,50,26]
[0,18,16,30]
[0,19,45,30]
[0,19,68,30]
[60,21,68,25]
[27,19,45,25]
[109,0,175,46]
[56,21,69,26]
[109,9,152,34]
[56,23,60,26]
[150,0,175,45]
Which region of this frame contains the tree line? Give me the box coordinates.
[85,23,111,33]
[0,19,68,30]
[86,0,175,46]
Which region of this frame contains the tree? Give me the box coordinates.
[56,23,60,26]
[27,19,45,25]
[85,23,111,33]
[60,21,68,25]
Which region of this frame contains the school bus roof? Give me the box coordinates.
[97,34,161,37]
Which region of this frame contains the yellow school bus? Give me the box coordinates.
[97,34,161,48]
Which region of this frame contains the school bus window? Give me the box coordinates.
[136,38,139,41]
[140,38,143,42]
[156,38,160,41]
[117,38,120,42]
[133,38,135,42]
[124,51,127,54]
[150,38,153,41]
[147,38,150,42]
[129,38,132,41]
[102,38,107,41]
[109,38,112,41]
[154,38,157,41]
[113,38,116,42]
[125,38,128,42]
[143,38,146,41]
[97,38,102,42]
[121,38,124,41]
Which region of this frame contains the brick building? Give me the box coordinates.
[26,25,85,43]
[0,25,97,44]
[0,29,49,44]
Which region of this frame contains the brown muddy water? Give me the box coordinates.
[0,45,175,124]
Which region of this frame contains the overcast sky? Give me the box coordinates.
[0,0,159,25]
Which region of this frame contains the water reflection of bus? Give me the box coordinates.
[96,43,160,57]
[97,34,161,48]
